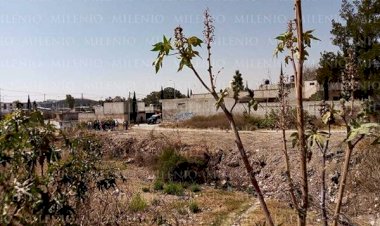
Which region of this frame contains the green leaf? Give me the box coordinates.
[347,123,380,142]
[290,132,298,148]
[193,50,200,57]
[162,36,173,55]
[275,34,286,41]
[151,42,163,52]
[188,36,203,47]
[153,54,164,73]
[322,112,332,124]
[177,57,192,72]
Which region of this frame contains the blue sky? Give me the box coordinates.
[0,0,343,102]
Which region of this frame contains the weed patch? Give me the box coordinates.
[189,184,202,193]
[156,148,208,183]
[164,183,184,196]
[129,193,148,212]
[153,180,164,191]
[189,201,201,213]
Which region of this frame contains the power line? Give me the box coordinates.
[0,86,151,103]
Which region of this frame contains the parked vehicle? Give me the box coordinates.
[147,114,161,124]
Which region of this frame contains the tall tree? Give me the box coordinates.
[143,87,186,106]
[132,92,137,122]
[65,95,75,109]
[331,0,380,98]
[160,86,164,99]
[27,95,31,111]
[316,51,345,100]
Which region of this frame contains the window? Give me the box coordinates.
[309,82,315,86]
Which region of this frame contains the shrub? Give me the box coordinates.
[189,201,201,213]
[153,180,164,191]
[163,183,184,196]
[0,110,118,225]
[156,148,208,183]
[129,193,148,212]
[157,148,186,182]
[189,184,201,193]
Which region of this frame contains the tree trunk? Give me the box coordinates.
[294,1,308,225]
[282,128,299,210]
[321,124,330,226]
[323,78,329,101]
[225,110,274,226]
[321,150,328,226]
[332,144,353,226]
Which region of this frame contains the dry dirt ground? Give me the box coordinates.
[91,125,378,226]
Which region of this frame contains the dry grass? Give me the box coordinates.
[193,189,251,226]
[242,200,317,226]
[78,130,376,225]
[164,113,272,131]
[352,139,380,193]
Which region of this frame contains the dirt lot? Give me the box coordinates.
[91,125,378,226]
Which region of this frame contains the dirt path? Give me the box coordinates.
[230,201,261,226]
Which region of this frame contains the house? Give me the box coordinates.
[78,98,163,124]
[52,111,79,129]
[79,101,130,123]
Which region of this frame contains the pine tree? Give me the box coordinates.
[27,95,31,111]
[132,92,137,122]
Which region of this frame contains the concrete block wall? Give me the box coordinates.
[161,98,363,121]
[104,102,127,115]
